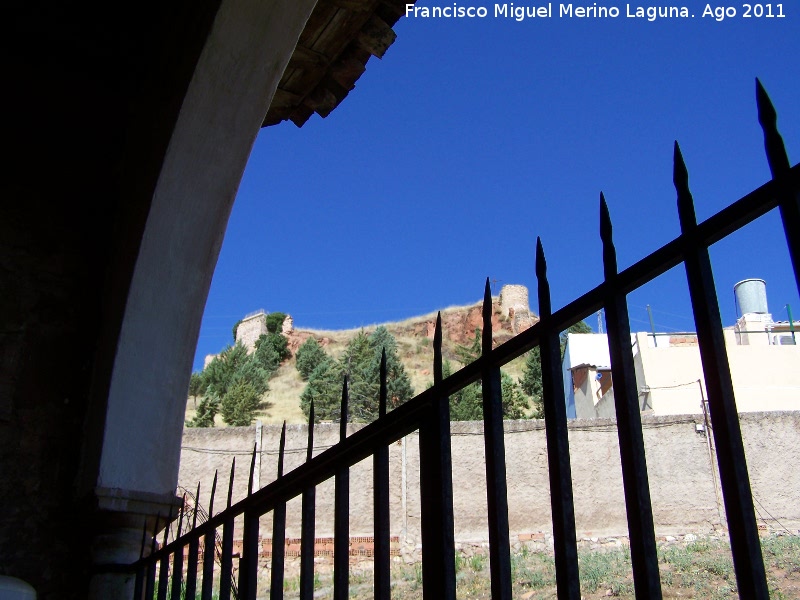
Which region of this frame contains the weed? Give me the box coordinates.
[283,575,300,592]
[469,553,486,572]
[454,550,463,573]
[578,548,629,593]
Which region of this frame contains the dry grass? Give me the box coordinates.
[276,535,800,600]
[258,363,306,424]
[185,299,535,426]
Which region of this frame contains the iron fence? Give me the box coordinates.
[132,79,800,599]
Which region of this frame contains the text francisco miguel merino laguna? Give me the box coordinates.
[408,3,703,21]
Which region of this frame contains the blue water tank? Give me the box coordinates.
[734,279,769,315]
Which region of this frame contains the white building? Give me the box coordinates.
[564,281,799,419]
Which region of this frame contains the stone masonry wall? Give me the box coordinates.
[178,412,800,556]
[499,284,529,318]
[499,284,536,334]
[235,312,267,352]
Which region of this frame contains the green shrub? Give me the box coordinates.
[266,312,287,334]
[300,328,414,422]
[296,338,328,381]
[187,396,218,428]
[220,380,263,426]
[188,371,206,397]
[265,332,290,362]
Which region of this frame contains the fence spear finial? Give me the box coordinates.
[307,401,315,462]
[278,420,287,478]
[192,482,201,530]
[208,470,218,517]
[227,457,236,509]
[600,192,618,280]
[162,503,173,548]
[379,349,387,418]
[434,312,443,385]
[756,78,791,177]
[139,518,149,560]
[673,141,697,232]
[482,277,493,355]
[248,442,257,496]
[536,237,551,319]
[340,375,349,441]
[176,492,187,539]
[151,513,161,555]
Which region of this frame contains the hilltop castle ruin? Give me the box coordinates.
[499,284,536,334]
[204,285,536,367]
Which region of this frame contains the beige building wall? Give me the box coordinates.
[635,332,800,415]
[178,412,800,548]
[572,365,616,419]
[571,332,800,418]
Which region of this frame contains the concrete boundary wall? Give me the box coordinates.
[178,412,800,548]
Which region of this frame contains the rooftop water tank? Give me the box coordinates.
[734,279,769,316]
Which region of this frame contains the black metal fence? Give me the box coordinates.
[132,80,799,599]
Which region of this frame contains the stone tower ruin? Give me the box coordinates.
[499,284,537,334]
[235,310,267,352]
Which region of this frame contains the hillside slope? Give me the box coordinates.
[185,297,539,426]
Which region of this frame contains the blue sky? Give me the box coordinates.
[193,1,800,371]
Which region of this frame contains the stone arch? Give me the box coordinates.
[3,0,317,597]
[88,1,319,596]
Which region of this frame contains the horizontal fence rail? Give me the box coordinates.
[133,80,798,599]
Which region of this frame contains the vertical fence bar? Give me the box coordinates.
[270,422,289,600]
[239,444,260,600]
[300,403,316,600]
[480,279,513,600]
[185,482,201,600]
[334,378,350,600]
[201,471,218,600]
[600,195,662,598]
[757,79,800,293]
[157,505,173,600]
[219,459,236,600]
[145,514,160,600]
[419,312,456,600]
[536,239,581,600]
[674,143,769,598]
[133,519,148,600]
[373,350,391,600]
[170,494,187,600]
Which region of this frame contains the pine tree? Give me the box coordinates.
[202,343,250,398]
[520,347,544,418]
[295,338,328,380]
[188,372,207,397]
[188,339,277,427]
[340,331,378,421]
[187,396,219,427]
[370,326,414,409]
[300,357,343,421]
[220,380,264,427]
[253,334,281,375]
[500,371,530,420]
[265,332,291,362]
[439,360,530,421]
[456,328,482,364]
[300,328,414,422]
